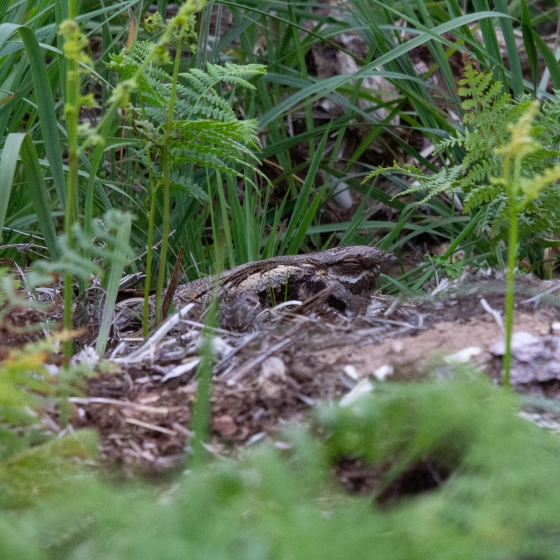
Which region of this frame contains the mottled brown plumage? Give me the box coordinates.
[114,246,398,337]
[172,245,398,314]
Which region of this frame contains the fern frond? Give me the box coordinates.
[175,82,236,121]
[140,106,168,128]
[462,158,501,188]
[170,148,258,186]
[535,93,560,142]
[182,62,266,94]
[365,163,462,203]
[168,172,207,201]
[171,141,254,171]
[463,183,505,213]
[434,130,469,153]
[398,166,462,203]
[361,59,560,261]
[175,120,260,150]
[106,43,157,97]
[458,62,511,126]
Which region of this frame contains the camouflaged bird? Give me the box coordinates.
[169,245,398,314]
[114,245,398,333]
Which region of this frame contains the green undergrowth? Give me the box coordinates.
[4,0,560,296]
[368,60,560,278]
[3,375,560,558]
[0,278,100,507]
[0,340,98,509]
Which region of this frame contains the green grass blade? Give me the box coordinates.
[470,0,507,84]
[340,187,371,245]
[286,185,325,255]
[84,110,117,239]
[380,273,418,298]
[215,169,235,269]
[532,32,560,89]
[324,165,407,211]
[227,173,248,263]
[2,133,60,259]
[0,132,25,240]
[259,11,511,128]
[377,203,416,251]
[520,0,539,93]
[0,23,20,52]
[95,212,132,356]
[15,25,66,208]
[493,0,524,97]
[280,124,331,255]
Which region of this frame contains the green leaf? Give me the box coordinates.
[520,0,539,93]
[259,11,512,128]
[0,133,59,259]
[95,211,133,356]
[280,123,331,255]
[493,0,524,97]
[532,31,560,90]
[0,23,66,209]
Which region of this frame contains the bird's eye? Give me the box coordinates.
[340,258,362,267]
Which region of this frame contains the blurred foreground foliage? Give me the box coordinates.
[0,277,98,508]
[2,374,560,559]
[0,338,98,509]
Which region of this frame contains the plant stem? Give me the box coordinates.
[60,0,80,426]
[63,6,80,362]
[142,91,158,336]
[503,201,517,387]
[190,240,222,468]
[143,178,158,337]
[189,297,217,468]
[155,34,184,325]
[503,155,521,387]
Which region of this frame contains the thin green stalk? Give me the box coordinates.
[58,1,81,426]
[190,240,222,468]
[189,294,218,468]
[216,170,235,268]
[62,12,80,362]
[96,212,133,356]
[503,155,522,388]
[503,201,517,387]
[141,79,158,336]
[143,155,158,337]
[155,31,184,325]
[491,103,560,387]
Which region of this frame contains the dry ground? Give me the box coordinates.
[59,269,560,474]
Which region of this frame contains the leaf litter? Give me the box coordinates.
[56,268,560,476]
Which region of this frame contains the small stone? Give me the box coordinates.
[340,379,374,407]
[489,332,539,356]
[391,340,404,354]
[343,365,360,380]
[373,364,394,381]
[443,347,482,364]
[212,415,238,437]
[261,356,286,378]
[258,357,287,399]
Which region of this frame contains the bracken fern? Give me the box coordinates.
[108,25,266,328]
[365,59,560,267]
[107,46,265,192]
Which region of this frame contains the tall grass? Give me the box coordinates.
[1,0,559,302]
